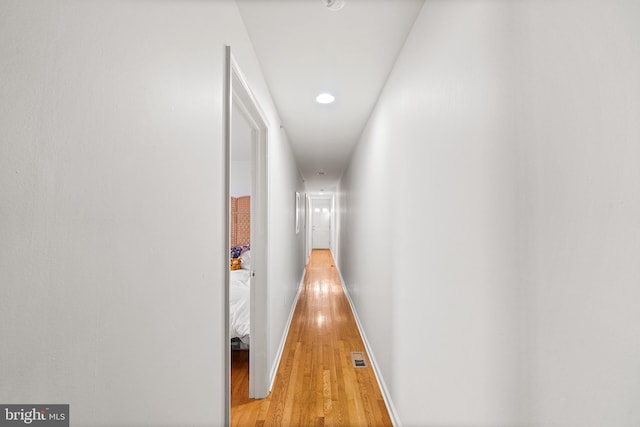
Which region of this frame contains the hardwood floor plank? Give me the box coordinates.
[231,249,392,426]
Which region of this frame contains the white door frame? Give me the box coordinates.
[224,47,270,412]
[306,193,336,260]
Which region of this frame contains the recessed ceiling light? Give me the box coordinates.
[316,93,335,104]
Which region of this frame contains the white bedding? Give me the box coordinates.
[230,269,250,344]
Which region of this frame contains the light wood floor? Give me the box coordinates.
[231,249,392,426]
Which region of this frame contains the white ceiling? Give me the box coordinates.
[236,0,425,192]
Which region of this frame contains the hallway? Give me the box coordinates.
[3,1,639,425]
[231,250,392,426]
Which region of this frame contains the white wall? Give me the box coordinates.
[339,2,519,425]
[230,160,251,197]
[267,129,306,378]
[515,1,640,425]
[231,103,252,197]
[0,1,304,425]
[339,0,640,426]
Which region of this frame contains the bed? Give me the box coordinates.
[230,250,252,347]
[230,196,251,347]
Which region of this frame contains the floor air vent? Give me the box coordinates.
[351,352,367,368]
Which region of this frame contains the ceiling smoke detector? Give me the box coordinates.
[323,0,345,12]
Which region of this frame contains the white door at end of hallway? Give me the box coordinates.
[312,200,331,249]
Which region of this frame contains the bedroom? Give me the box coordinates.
[229,100,254,404]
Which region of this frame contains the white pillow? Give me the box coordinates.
[240,250,252,270]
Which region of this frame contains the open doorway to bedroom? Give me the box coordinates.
[229,101,253,406]
[225,46,270,424]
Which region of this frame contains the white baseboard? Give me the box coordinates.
[269,269,306,391]
[333,263,402,427]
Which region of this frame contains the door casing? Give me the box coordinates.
[224,47,270,422]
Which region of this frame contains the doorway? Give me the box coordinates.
[311,199,332,249]
[306,194,336,262]
[224,46,270,425]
